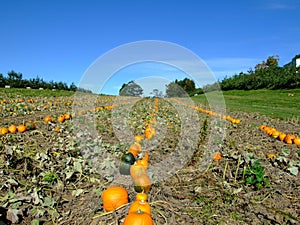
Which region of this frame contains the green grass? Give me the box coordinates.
[0,88,75,98]
[192,89,300,121]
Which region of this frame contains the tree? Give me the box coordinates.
[150,88,163,98]
[175,78,196,93]
[165,81,187,97]
[7,70,23,87]
[119,81,143,96]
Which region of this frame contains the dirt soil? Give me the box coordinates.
[0,96,299,225]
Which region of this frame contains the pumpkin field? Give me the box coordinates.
[0,88,300,225]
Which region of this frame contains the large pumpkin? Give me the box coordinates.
[101,186,128,212]
[123,209,153,225]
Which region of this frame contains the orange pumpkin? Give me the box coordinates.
[8,125,17,133]
[17,125,27,133]
[284,134,294,144]
[134,135,144,143]
[63,113,71,120]
[128,200,151,215]
[279,133,286,141]
[130,162,147,179]
[128,143,142,157]
[135,193,148,202]
[213,152,222,161]
[44,116,53,123]
[101,186,128,212]
[123,209,153,225]
[57,115,65,123]
[145,127,153,139]
[271,130,280,139]
[294,137,300,145]
[0,127,9,135]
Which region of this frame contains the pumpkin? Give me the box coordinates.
[63,113,71,120]
[119,161,132,175]
[128,143,142,157]
[279,133,286,141]
[130,162,147,179]
[123,209,153,225]
[101,186,128,212]
[128,200,151,215]
[284,134,294,144]
[0,127,9,135]
[294,137,300,145]
[267,153,276,160]
[134,135,144,143]
[121,152,136,165]
[57,115,65,123]
[271,130,280,139]
[25,121,35,130]
[44,116,53,123]
[135,193,148,202]
[213,152,222,161]
[145,127,153,139]
[8,125,17,133]
[133,174,152,193]
[17,125,27,133]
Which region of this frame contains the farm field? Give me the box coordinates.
[0,88,300,225]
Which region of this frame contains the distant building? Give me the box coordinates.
[284,54,300,67]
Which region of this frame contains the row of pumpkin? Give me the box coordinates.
[100,100,159,224]
[0,114,72,135]
[260,125,300,145]
[170,98,241,124]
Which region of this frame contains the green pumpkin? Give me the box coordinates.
[121,152,135,165]
[119,161,131,175]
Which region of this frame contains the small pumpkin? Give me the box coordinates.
[8,125,17,133]
[294,137,300,145]
[213,152,222,161]
[63,113,71,120]
[271,130,280,139]
[0,127,9,135]
[57,115,65,123]
[25,121,35,130]
[119,161,132,175]
[133,174,152,193]
[17,125,27,133]
[44,115,53,123]
[134,135,144,143]
[278,133,286,141]
[128,143,142,157]
[145,127,153,139]
[128,200,151,215]
[135,193,148,202]
[284,134,294,144]
[267,153,276,160]
[123,209,153,225]
[101,186,128,212]
[130,161,147,179]
[121,152,136,165]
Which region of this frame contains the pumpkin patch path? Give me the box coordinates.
[0,96,299,224]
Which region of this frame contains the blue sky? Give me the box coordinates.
[0,0,299,95]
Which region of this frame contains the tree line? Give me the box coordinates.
[0,70,91,92]
[211,55,300,91]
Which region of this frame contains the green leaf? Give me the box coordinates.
[282,148,290,156]
[287,166,298,176]
[31,219,40,225]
